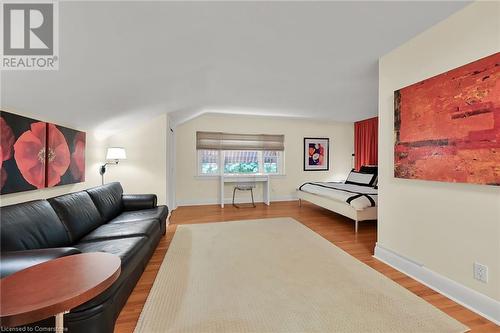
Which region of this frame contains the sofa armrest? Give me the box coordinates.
[0,247,81,278]
[122,194,157,211]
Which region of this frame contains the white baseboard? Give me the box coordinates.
[176,195,297,207]
[374,243,500,325]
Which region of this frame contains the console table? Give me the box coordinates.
[0,252,121,331]
[220,174,270,208]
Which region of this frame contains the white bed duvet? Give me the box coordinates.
[298,182,378,210]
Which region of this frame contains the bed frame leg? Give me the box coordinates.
[355,220,359,233]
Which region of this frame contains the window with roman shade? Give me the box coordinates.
[196,132,284,151]
[196,132,285,175]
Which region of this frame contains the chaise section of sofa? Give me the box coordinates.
[0,182,168,333]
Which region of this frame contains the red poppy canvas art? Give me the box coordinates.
[1,112,47,194]
[48,124,86,187]
[0,111,86,195]
[394,52,500,186]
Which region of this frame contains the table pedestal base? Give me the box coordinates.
[55,311,69,332]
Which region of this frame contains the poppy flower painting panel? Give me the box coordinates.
[304,138,329,171]
[0,111,86,195]
[0,111,47,194]
[47,124,85,187]
[394,52,500,186]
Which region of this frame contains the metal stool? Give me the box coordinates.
[232,184,256,208]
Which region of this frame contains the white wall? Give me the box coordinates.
[106,114,169,205]
[0,126,106,207]
[378,1,500,302]
[175,113,354,206]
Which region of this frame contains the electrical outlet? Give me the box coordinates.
[473,262,488,283]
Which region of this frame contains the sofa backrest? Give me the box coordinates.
[86,182,124,221]
[48,191,104,243]
[1,200,71,251]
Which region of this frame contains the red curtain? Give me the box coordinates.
[354,117,378,171]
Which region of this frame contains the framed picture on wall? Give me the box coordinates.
[394,52,499,186]
[1,110,86,195]
[303,137,329,171]
[0,111,47,194]
[48,124,86,187]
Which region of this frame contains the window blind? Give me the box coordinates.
[196,132,284,151]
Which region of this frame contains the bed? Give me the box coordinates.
[297,167,378,232]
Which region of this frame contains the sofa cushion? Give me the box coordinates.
[48,191,104,243]
[110,206,169,234]
[0,200,71,251]
[73,236,151,311]
[79,219,160,243]
[110,206,168,224]
[86,182,124,221]
[75,236,149,273]
[122,194,157,211]
[0,247,81,278]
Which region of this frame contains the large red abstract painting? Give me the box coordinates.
[394,52,500,186]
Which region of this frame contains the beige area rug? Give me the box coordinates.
[134,218,469,333]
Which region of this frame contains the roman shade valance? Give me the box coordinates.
[196,132,284,151]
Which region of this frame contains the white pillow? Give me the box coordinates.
[345,170,376,187]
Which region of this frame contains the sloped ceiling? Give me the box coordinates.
[1,1,469,134]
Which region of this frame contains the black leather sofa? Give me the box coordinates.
[0,182,169,333]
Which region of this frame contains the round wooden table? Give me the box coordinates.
[0,252,121,331]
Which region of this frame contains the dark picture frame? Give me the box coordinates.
[303,137,329,171]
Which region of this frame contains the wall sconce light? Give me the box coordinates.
[99,147,127,185]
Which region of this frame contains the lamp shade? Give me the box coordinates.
[106,147,127,160]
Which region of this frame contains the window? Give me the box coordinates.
[196,131,285,176]
[199,149,219,175]
[198,150,283,176]
[224,150,259,174]
[263,150,279,173]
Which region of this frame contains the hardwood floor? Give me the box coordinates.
[114,201,499,333]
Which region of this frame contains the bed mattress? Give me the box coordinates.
[298,182,378,210]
